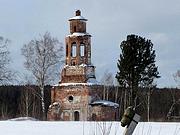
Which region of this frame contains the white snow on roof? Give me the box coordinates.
[69,16,87,21]
[67,32,90,37]
[63,64,85,69]
[87,78,100,84]
[49,102,61,108]
[53,102,60,106]
[90,100,119,108]
[63,64,69,68]
[79,63,87,67]
[63,64,94,68]
[59,82,100,86]
[53,84,59,87]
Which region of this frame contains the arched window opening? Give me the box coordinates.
[92,113,97,121]
[115,112,117,120]
[80,43,85,57]
[71,43,77,57]
[74,111,80,121]
[74,26,76,32]
[66,44,68,57]
[71,61,76,66]
[63,111,70,121]
[68,95,73,102]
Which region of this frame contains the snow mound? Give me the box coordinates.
[8,117,38,121]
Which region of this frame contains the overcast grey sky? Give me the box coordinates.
[0,0,180,87]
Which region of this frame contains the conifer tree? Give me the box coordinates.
[116,34,160,107]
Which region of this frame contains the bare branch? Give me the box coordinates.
[0,36,14,85]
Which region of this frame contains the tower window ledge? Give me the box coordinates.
[59,82,101,86]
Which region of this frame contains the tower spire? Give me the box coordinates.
[75,10,81,16]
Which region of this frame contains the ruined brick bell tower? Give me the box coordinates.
[47,10,119,121]
[48,10,100,121]
[61,9,96,83]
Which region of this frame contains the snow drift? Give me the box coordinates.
[0,121,179,135]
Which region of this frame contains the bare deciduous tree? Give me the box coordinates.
[173,70,180,88]
[19,86,33,117]
[141,86,154,122]
[167,70,180,120]
[101,70,114,100]
[0,36,14,84]
[21,32,64,120]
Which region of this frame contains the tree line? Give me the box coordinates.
[0,85,51,120]
[0,85,179,121]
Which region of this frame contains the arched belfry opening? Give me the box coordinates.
[71,42,77,58]
[80,43,85,57]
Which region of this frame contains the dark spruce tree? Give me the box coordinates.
[116,34,160,107]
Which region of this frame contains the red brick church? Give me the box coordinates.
[47,10,119,121]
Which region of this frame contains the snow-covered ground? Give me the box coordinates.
[0,121,179,135]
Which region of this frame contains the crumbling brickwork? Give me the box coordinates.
[47,102,61,121]
[90,106,118,121]
[61,65,95,83]
[49,85,103,121]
